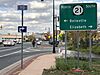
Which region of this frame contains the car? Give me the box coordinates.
[3,40,15,46]
[49,39,53,45]
[49,39,59,46]
[16,40,22,44]
[36,40,42,45]
[16,39,22,44]
[13,39,17,43]
[0,38,2,44]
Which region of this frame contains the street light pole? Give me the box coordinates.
[41,0,56,53]
[52,0,56,53]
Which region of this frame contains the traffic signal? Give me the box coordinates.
[41,0,44,1]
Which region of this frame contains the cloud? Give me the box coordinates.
[0,0,100,34]
[29,1,47,9]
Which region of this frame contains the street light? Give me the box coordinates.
[41,0,56,53]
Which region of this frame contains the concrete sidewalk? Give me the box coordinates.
[19,54,56,75]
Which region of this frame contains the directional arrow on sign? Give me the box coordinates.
[88,26,93,28]
[20,27,25,30]
[64,19,68,22]
[19,27,24,32]
[18,26,27,32]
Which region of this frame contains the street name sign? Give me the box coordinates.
[17,5,27,10]
[59,3,97,30]
[18,26,27,32]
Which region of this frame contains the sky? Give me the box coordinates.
[0,0,100,34]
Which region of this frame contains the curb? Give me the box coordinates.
[0,53,49,75]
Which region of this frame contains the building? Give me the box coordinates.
[0,34,21,41]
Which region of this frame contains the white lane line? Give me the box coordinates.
[0,48,42,58]
[23,47,41,52]
[23,49,41,52]
[0,47,20,52]
[0,51,20,58]
[23,50,30,52]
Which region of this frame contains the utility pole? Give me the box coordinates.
[41,0,56,53]
[52,0,56,53]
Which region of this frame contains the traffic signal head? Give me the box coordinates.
[41,0,44,1]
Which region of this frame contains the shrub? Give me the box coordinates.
[55,58,96,71]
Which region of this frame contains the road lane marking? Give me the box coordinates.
[0,47,20,52]
[23,49,41,52]
[0,51,20,58]
[0,49,40,58]
[0,47,48,58]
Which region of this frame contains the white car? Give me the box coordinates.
[0,38,2,44]
[16,40,22,44]
[36,40,42,45]
[3,40,15,46]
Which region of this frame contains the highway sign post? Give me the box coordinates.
[60,3,97,69]
[89,31,92,69]
[60,3,97,30]
[17,5,27,69]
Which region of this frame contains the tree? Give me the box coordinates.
[27,34,35,42]
[58,32,65,42]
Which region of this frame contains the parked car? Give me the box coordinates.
[3,40,15,46]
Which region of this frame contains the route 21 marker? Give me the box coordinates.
[73,5,83,15]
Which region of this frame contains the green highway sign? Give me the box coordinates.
[59,3,97,30]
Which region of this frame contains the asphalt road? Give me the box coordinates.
[0,42,52,70]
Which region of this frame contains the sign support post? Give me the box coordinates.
[89,31,92,69]
[77,31,80,68]
[17,5,27,69]
[65,31,67,63]
[21,9,24,69]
